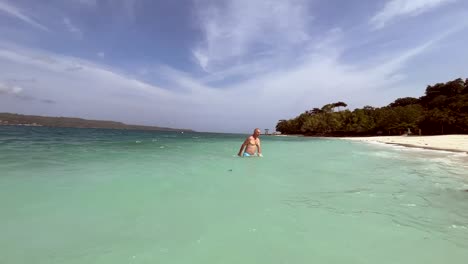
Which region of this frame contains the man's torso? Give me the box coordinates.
[245,136,260,154]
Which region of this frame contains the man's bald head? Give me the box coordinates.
[253,128,261,137]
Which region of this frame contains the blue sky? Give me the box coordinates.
[0,0,467,133]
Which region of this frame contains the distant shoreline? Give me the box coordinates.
[338,135,468,154]
[263,134,304,137]
[0,124,194,133]
[0,113,194,132]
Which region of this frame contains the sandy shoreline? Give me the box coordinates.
[339,135,468,154]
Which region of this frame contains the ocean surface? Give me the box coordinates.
[1,126,468,264]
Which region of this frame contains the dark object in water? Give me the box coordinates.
[464,189,468,192]
[228,169,233,172]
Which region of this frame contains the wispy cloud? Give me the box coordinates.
[40,99,56,104]
[97,52,105,58]
[370,0,456,29]
[0,44,197,128]
[192,49,209,72]
[0,1,49,31]
[0,82,22,94]
[193,0,312,72]
[65,64,83,72]
[0,81,56,104]
[63,17,82,38]
[4,77,36,84]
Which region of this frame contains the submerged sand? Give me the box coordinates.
[340,135,468,153]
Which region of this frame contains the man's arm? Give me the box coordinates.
[237,138,248,156]
[256,139,262,157]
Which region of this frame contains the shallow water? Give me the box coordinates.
[1,126,468,264]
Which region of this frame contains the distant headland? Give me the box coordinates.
[0,113,194,132]
[275,77,468,136]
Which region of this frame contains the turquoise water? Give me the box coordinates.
[1,126,468,264]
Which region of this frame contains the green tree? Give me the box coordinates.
[389,97,420,107]
[276,77,468,136]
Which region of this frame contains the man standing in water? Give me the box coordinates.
[238,128,263,157]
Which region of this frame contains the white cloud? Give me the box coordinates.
[0,82,22,94]
[0,1,49,31]
[97,52,105,58]
[193,0,312,71]
[192,49,209,72]
[63,17,82,38]
[370,0,456,29]
[0,44,204,129]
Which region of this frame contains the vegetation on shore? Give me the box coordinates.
[0,113,194,132]
[276,78,468,136]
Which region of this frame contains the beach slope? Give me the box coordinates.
[341,135,468,153]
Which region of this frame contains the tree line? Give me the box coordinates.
[275,78,468,136]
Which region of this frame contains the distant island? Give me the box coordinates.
[0,113,194,132]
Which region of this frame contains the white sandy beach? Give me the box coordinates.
[341,135,468,153]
